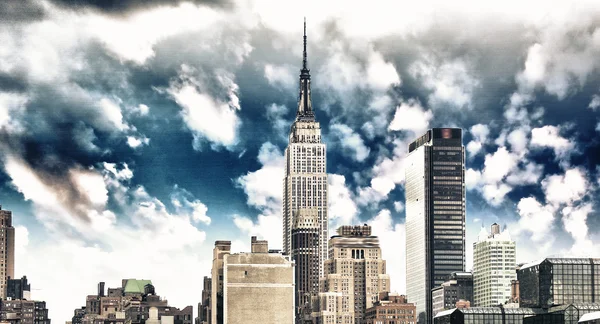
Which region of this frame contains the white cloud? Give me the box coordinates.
[466,124,489,157]
[328,174,359,231]
[388,99,433,135]
[514,197,555,243]
[0,92,28,131]
[329,123,371,162]
[365,51,401,91]
[127,135,150,149]
[71,169,109,207]
[266,103,290,137]
[264,64,295,89]
[234,142,285,248]
[166,65,242,149]
[542,168,588,206]
[468,146,542,205]
[561,203,595,255]
[481,147,518,183]
[6,157,211,324]
[410,56,479,109]
[98,98,129,131]
[589,94,600,110]
[507,127,529,156]
[393,201,405,213]
[530,125,574,160]
[367,209,406,294]
[130,104,150,116]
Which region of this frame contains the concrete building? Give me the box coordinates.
[211,241,231,324]
[405,128,466,324]
[283,20,328,283]
[291,209,320,323]
[365,293,416,324]
[432,272,473,317]
[518,258,600,308]
[0,300,51,324]
[222,237,295,324]
[6,276,31,300]
[473,223,516,307]
[0,206,15,300]
[312,225,390,324]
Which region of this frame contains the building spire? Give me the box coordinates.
[297,17,314,119]
[303,17,308,71]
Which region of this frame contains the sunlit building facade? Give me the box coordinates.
[473,223,516,306]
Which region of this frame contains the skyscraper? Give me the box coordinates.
[291,209,320,323]
[0,205,15,299]
[405,128,466,324]
[283,19,328,280]
[312,225,390,324]
[473,223,516,306]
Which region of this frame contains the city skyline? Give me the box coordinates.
[1,1,600,323]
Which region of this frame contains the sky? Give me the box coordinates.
[1,0,600,322]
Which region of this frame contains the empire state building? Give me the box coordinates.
[283,19,328,304]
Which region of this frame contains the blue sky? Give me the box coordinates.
[1,0,600,322]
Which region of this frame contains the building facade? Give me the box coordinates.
[71,280,190,324]
[7,276,31,300]
[405,128,466,324]
[518,258,600,308]
[0,300,51,324]
[312,225,390,324]
[0,206,15,300]
[282,20,328,283]
[197,276,211,324]
[432,272,473,317]
[211,241,231,324]
[222,237,295,324]
[365,293,416,324]
[473,223,516,306]
[291,209,320,323]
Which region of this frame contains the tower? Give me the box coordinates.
[0,205,15,299]
[283,19,328,280]
[291,209,320,323]
[405,128,466,324]
[312,225,390,324]
[473,223,516,306]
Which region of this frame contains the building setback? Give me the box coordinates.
[222,237,295,324]
[473,223,516,307]
[292,209,320,323]
[365,292,416,324]
[282,20,328,283]
[432,272,473,317]
[405,128,466,324]
[312,225,390,324]
[0,205,15,300]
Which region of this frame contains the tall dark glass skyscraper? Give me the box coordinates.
[405,128,466,324]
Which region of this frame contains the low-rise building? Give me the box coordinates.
[222,237,295,324]
[432,272,473,317]
[365,292,416,324]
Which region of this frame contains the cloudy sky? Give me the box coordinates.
[1,0,600,321]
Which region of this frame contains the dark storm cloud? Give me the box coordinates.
[0,0,46,23]
[49,0,234,14]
